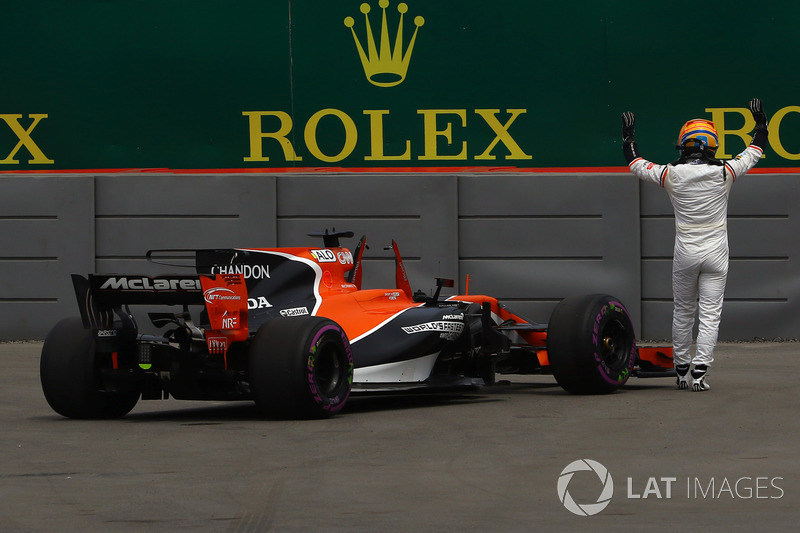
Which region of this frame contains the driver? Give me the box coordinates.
[620,99,768,391]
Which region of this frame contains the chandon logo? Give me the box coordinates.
[557,459,614,516]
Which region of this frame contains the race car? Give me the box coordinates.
[40,229,674,419]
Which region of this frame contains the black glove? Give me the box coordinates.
[749,98,768,150]
[621,111,635,141]
[749,98,768,130]
[621,111,640,163]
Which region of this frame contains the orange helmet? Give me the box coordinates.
[677,119,718,154]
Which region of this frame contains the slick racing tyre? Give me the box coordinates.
[547,294,636,394]
[249,316,353,419]
[40,317,140,418]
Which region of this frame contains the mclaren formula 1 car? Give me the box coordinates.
[40,230,674,419]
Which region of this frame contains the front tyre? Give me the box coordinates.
[547,294,636,394]
[40,317,140,418]
[249,317,353,419]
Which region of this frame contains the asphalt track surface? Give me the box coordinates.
[2,341,799,532]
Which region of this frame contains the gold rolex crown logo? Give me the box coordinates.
[344,1,424,87]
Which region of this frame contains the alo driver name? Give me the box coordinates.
[625,475,784,500]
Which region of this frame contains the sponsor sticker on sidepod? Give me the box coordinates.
[203,287,242,304]
[402,321,464,340]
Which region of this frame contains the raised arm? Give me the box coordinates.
[621,111,668,186]
[724,98,768,180]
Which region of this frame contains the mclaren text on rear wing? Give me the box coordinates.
[72,274,206,328]
[71,274,247,334]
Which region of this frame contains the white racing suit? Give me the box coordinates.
[629,145,763,367]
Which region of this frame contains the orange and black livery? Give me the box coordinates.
[41,229,674,420]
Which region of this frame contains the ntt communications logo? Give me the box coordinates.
[557,459,614,516]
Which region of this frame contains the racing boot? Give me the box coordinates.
[691,365,710,392]
[675,363,690,390]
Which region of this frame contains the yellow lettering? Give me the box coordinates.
[304,109,358,163]
[0,114,54,164]
[242,107,537,165]
[242,111,302,162]
[705,107,756,159]
[474,109,532,160]
[417,109,467,160]
[363,110,411,160]
[768,106,800,160]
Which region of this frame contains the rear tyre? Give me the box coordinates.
[249,317,353,419]
[40,317,140,418]
[547,294,636,394]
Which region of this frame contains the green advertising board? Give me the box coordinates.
[2,0,799,171]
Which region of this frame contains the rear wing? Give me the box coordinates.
[71,273,247,335]
[72,274,204,329]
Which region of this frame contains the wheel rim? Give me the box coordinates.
[599,318,631,371]
[315,341,344,396]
